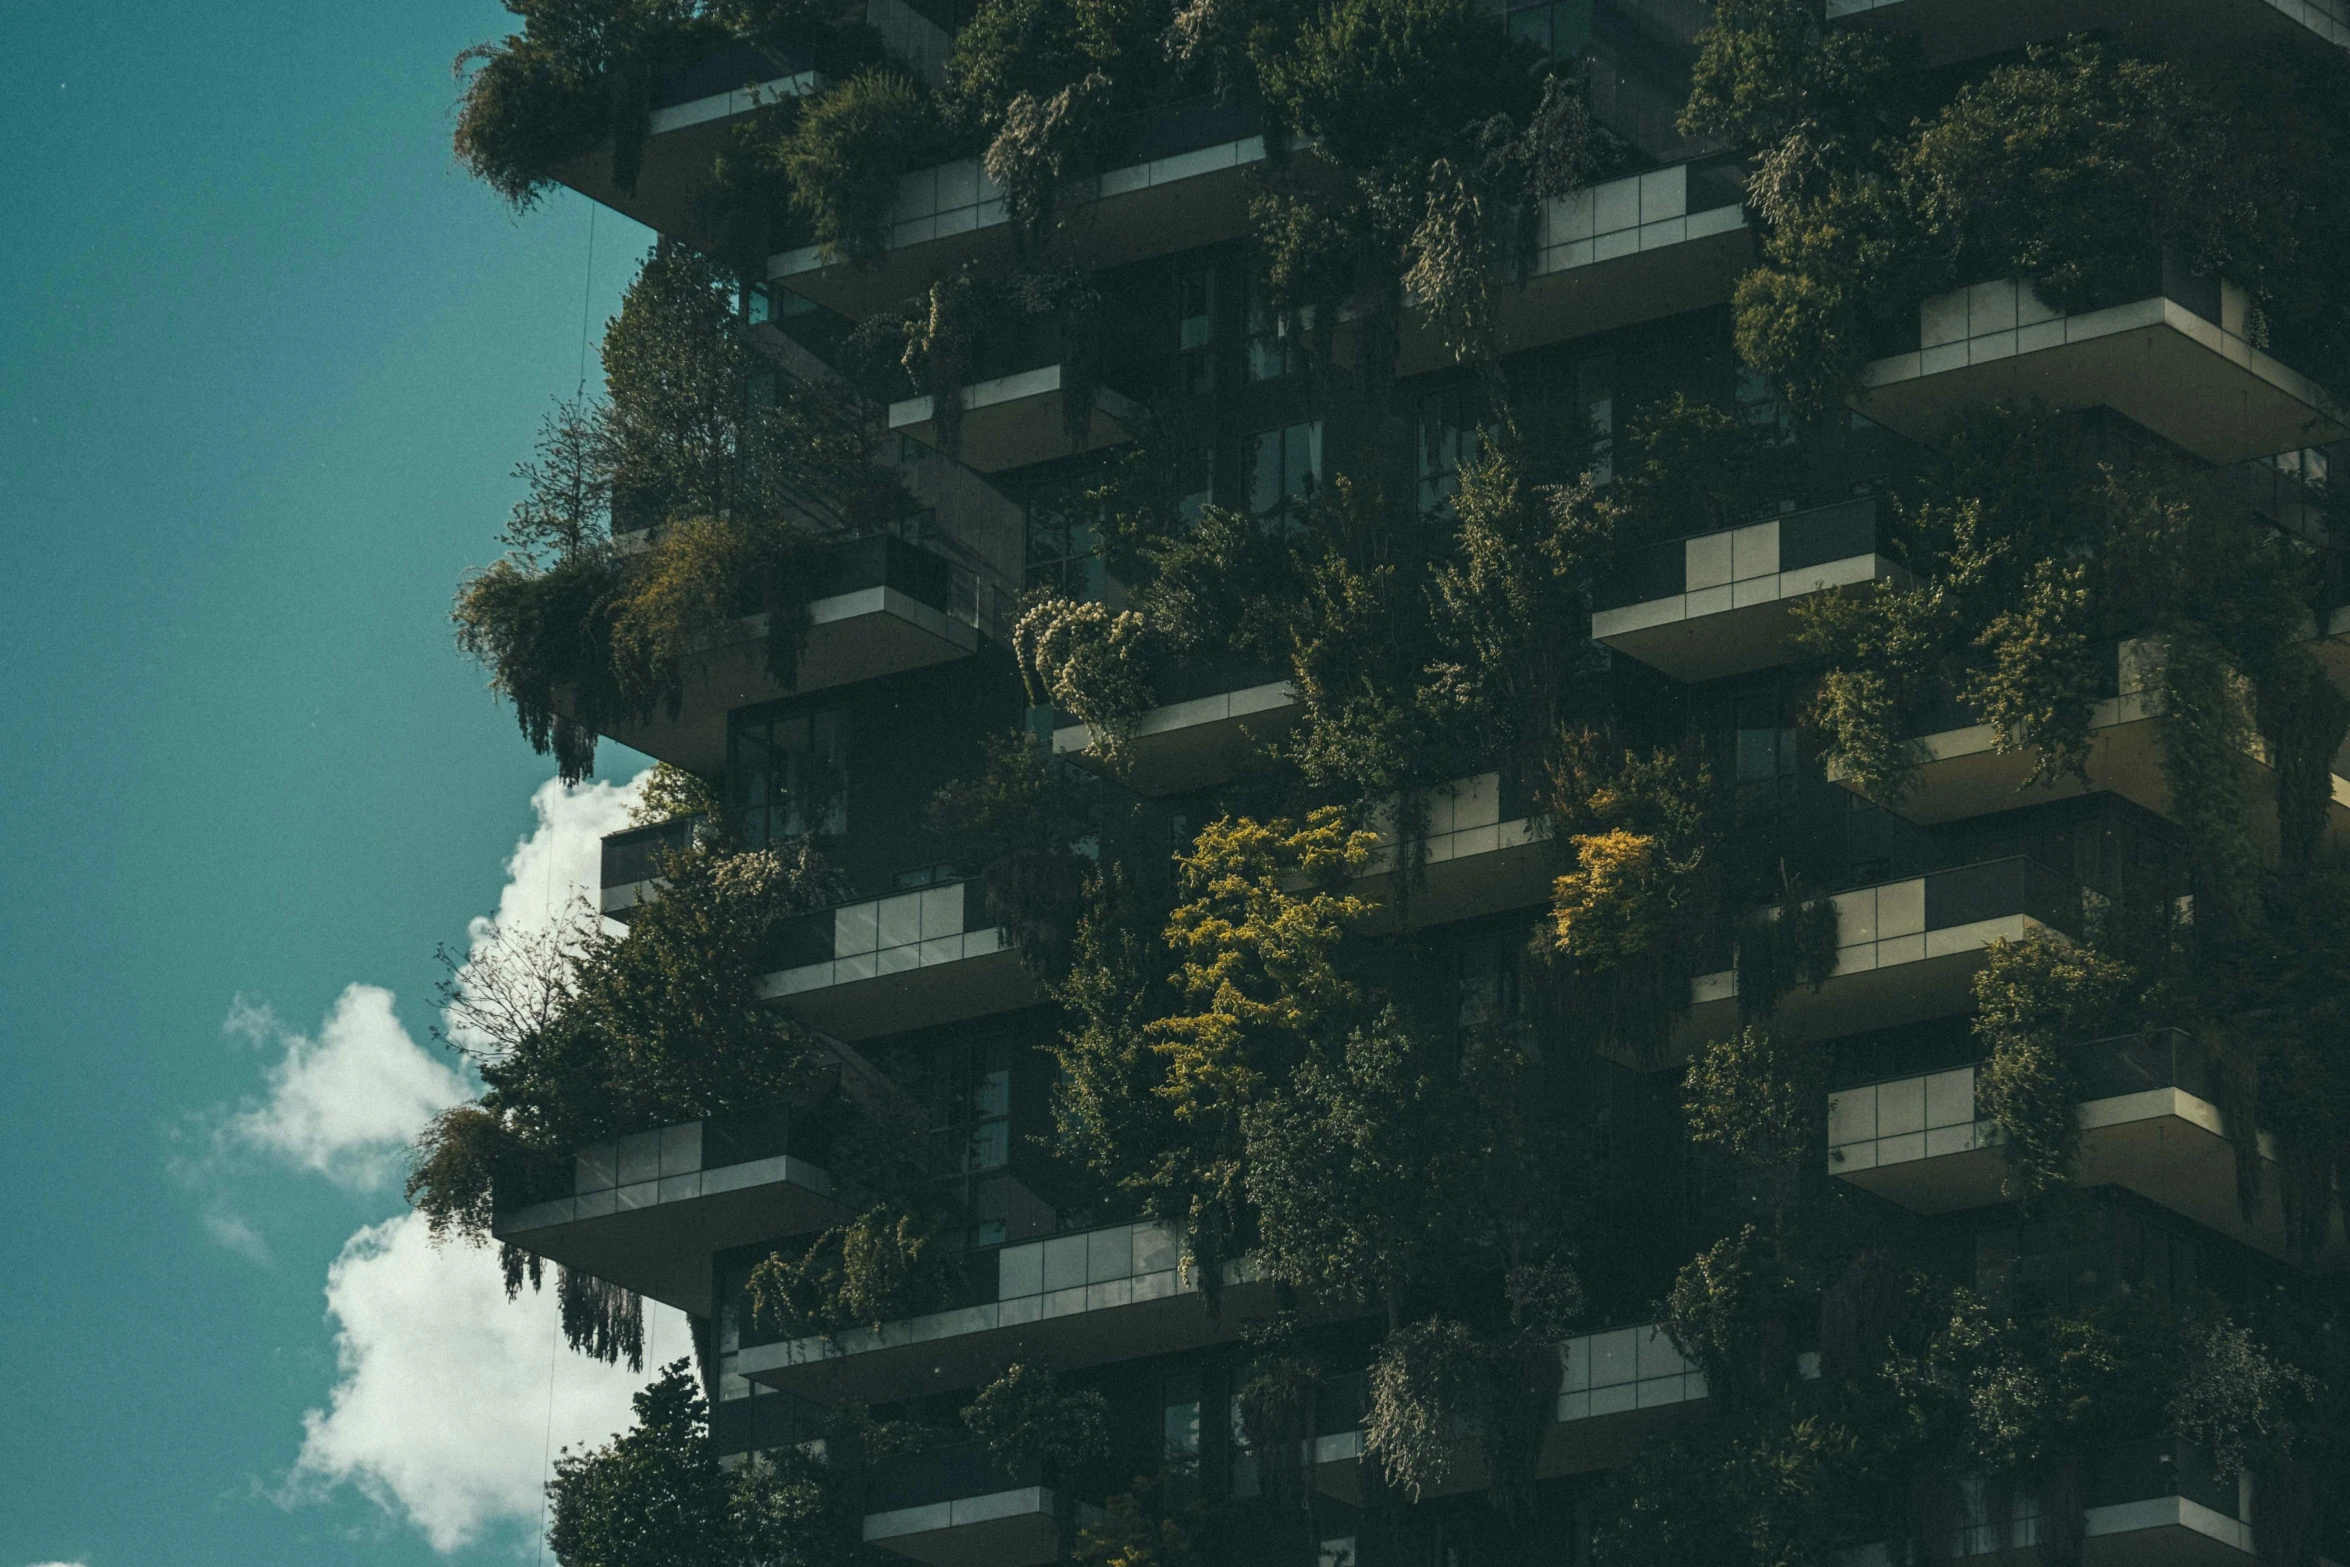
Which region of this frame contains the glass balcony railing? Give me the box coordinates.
[493,1102,816,1221]
[600,814,710,896]
[1594,495,1885,614]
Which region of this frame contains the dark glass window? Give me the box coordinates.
[1248,421,1322,521]
[730,710,846,843]
[1162,1370,1203,1499]
[1025,487,1107,600]
[1504,0,1593,58]
[1245,280,1314,382]
[1175,266,1216,396]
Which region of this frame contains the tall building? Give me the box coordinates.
[436,1,2350,1563]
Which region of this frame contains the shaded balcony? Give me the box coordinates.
[1853,269,2349,467]
[758,878,1036,1039]
[1828,1030,2349,1266]
[1592,496,1905,683]
[1396,158,1753,377]
[1828,638,2350,853]
[556,42,822,244]
[1050,657,1298,795]
[586,531,991,775]
[736,1218,1298,1405]
[1828,0,2349,62]
[888,367,1144,474]
[770,97,1269,320]
[863,1443,1105,1567]
[491,1104,845,1316]
[1678,858,2084,1049]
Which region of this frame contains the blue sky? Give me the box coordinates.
[0,3,684,1562]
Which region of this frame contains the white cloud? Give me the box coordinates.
[222,985,470,1190]
[442,772,645,1056]
[202,1207,272,1265]
[290,1211,688,1553]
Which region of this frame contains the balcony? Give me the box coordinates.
[736,1218,1291,1404]
[1396,158,1753,377]
[771,98,1269,320]
[1591,496,1904,683]
[1829,638,2350,851]
[759,878,1035,1040]
[1678,859,2083,1049]
[1844,1438,2296,1567]
[1828,1031,2349,1265]
[491,1105,843,1316]
[556,42,821,243]
[1306,1322,1708,1505]
[1853,272,2350,467]
[1827,0,2349,61]
[1050,659,1298,795]
[888,367,1145,474]
[589,532,991,774]
[598,814,708,919]
[1351,773,1554,931]
[863,1443,1105,1567]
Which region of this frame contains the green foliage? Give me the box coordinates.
[1686,1027,1824,1180]
[1243,1007,1448,1308]
[750,1204,947,1338]
[2169,1313,2315,1480]
[1733,871,1840,1021]
[409,842,847,1257]
[776,73,941,265]
[1595,1412,1866,1567]
[631,762,722,826]
[1702,22,2350,406]
[962,1361,1110,1473]
[1364,1316,1482,1498]
[1251,0,1540,169]
[1014,596,1157,769]
[454,0,719,209]
[549,1360,861,1567]
[457,246,906,781]
[1970,932,2132,1203]
[928,731,1110,975]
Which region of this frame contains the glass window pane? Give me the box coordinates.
[1251,430,1283,514]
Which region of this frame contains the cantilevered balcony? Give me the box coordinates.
[1592,497,1903,683]
[1843,1438,2306,1567]
[1050,658,1298,794]
[1308,1323,1709,1505]
[862,1444,1105,1567]
[492,1105,844,1316]
[759,878,1034,1040]
[1830,638,2350,851]
[1396,158,1753,377]
[1854,272,2350,467]
[555,42,822,242]
[888,367,1144,474]
[1828,1030,2349,1266]
[771,97,1269,320]
[1351,773,1554,930]
[589,532,991,774]
[598,814,708,919]
[1828,0,2349,61]
[737,1218,1287,1404]
[1678,858,2083,1049]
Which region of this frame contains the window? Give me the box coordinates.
[968,1218,1007,1249]
[907,1037,1014,1176]
[1417,386,1487,512]
[1175,266,1215,396]
[1731,692,1798,820]
[1246,281,1315,382]
[1025,487,1107,600]
[1162,1371,1203,1499]
[1504,0,1592,58]
[1456,929,1525,1031]
[1248,421,1322,523]
[1228,1396,1260,1497]
[1737,367,1795,448]
[1574,354,1614,483]
[729,710,846,844]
